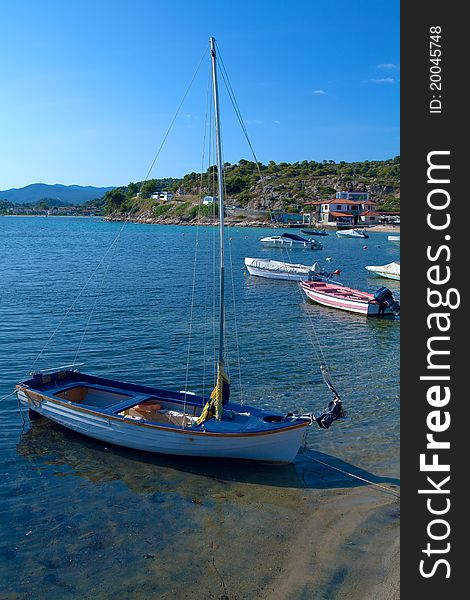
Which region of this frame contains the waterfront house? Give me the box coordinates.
[302,192,380,227]
[358,210,382,225]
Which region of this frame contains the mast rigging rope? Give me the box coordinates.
[216,42,334,388]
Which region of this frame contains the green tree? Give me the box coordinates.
[140,180,158,199]
[105,189,127,213]
[225,175,248,194]
[126,182,139,198]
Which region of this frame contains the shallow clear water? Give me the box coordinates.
[0,217,399,598]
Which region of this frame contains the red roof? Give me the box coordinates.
[360,210,381,216]
[330,211,353,217]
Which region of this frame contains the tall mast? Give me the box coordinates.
[210,36,225,369]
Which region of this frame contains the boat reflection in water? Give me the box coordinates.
[17,417,399,494]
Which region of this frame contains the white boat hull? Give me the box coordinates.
[17,389,309,464]
[245,258,312,281]
[365,268,400,281]
[260,238,320,249]
[365,262,400,281]
[246,264,309,280]
[336,230,368,239]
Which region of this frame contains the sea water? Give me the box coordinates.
[0,217,400,598]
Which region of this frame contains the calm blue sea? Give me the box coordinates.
[0,217,400,598]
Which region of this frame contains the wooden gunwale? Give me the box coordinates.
[17,385,310,438]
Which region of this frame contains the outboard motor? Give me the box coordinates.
[315,397,345,429]
[373,287,400,317]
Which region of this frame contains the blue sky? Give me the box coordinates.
[1,0,399,189]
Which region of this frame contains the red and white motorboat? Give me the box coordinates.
[300,281,400,317]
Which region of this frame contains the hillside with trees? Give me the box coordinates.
[103,157,400,223]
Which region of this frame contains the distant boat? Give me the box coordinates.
[300,281,400,317]
[388,235,400,243]
[366,261,400,281]
[244,258,340,282]
[336,229,368,239]
[301,229,329,236]
[260,232,322,249]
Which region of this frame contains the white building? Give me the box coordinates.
[151,191,174,201]
[303,197,380,226]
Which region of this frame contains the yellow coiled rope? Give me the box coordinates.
[195,362,230,425]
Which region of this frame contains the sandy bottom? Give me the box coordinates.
[5,424,400,600]
[261,487,399,600]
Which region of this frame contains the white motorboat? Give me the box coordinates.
[366,261,400,281]
[260,232,322,249]
[336,229,368,239]
[244,258,340,282]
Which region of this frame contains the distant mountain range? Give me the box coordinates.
[0,183,115,204]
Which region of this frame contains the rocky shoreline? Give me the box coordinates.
[104,215,400,233]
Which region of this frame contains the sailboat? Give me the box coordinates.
[16,38,344,464]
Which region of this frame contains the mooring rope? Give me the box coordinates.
[303,453,400,498]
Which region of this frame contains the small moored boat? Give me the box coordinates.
[388,235,400,243]
[244,258,340,282]
[336,229,368,239]
[17,370,315,463]
[260,232,322,249]
[301,229,329,236]
[366,261,400,281]
[300,281,400,317]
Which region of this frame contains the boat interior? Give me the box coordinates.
[24,370,205,427]
[304,281,372,300]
